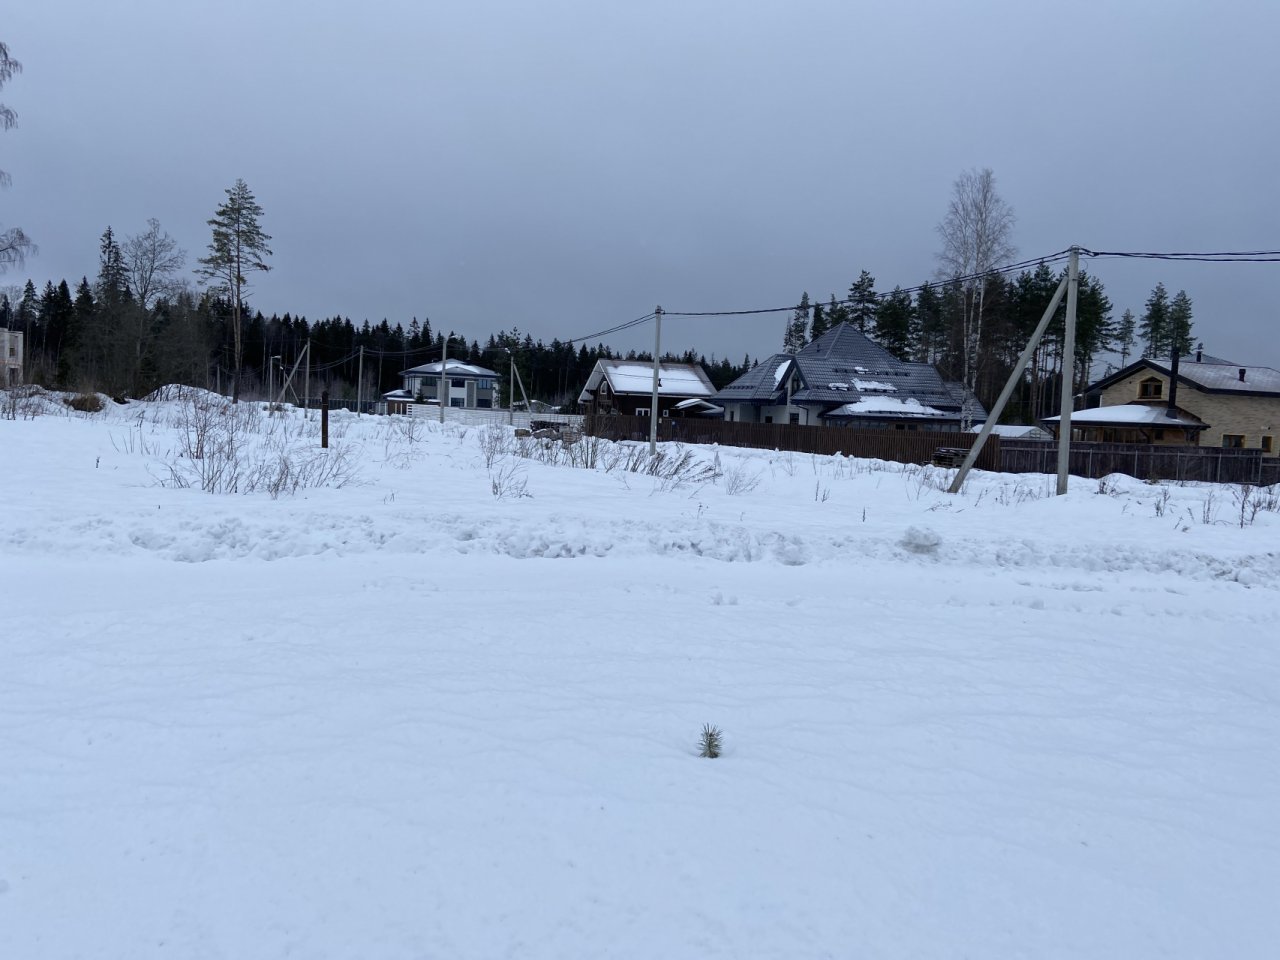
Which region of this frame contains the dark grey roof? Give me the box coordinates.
[714,323,966,414]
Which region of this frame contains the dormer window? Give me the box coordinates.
[1138,377,1163,399]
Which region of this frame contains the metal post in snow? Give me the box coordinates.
[649,306,663,456]
[321,390,329,448]
[1056,247,1080,496]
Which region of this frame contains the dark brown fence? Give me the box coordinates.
[999,441,1280,485]
[581,415,1280,485]
[581,415,1003,471]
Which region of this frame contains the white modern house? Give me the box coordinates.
[393,359,500,410]
[1,329,23,386]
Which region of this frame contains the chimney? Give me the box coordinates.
[1239,368,1247,382]
[1195,344,1203,362]
[1166,346,1180,419]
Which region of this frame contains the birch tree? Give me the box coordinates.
[1,41,34,273]
[195,179,272,402]
[936,168,1016,408]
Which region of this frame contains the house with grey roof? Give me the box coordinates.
[1076,349,1280,455]
[578,359,719,418]
[715,323,982,431]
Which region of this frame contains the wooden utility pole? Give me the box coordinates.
[649,306,662,455]
[1056,247,1080,495]
[439,338,448,424]
[357,345,365,417]
[949,273,1070,494]
[321,390,329,448]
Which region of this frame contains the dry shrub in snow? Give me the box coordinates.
[158,394,359,497]
[699,724,723,759]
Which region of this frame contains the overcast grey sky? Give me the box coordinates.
[5,0,1279,366]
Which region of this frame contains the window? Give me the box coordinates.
[789,413,800,425]
[450,397,464,408]
[476,399,492,409]
[764,415,773,424]
[662,409,671,418]
[1264,436,1274,453]
[423,376,438,388]
[451,378,465,388]
[1222,434,1245,449]
[635,407,650,417]
[476,379,494,390]
[1138,377,1163,399]
[728,410,735,422]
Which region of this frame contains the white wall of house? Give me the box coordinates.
[724,402,816,425]
[1,329,23,386]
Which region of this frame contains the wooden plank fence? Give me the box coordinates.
[581,415,1003,471]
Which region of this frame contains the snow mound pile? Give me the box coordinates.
[901,524,942,554]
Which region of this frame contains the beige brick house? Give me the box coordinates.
[1078,351,1280,456]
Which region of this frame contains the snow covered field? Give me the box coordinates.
[3,393,1278,959]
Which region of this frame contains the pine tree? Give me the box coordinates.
[847,270,877,333]
[196,179,272,403]
[783,293,810,353]
[1139,282,1169,358]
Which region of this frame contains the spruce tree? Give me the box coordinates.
[873,286,914,359]
[1115,308,1136,367]
[1167,290,1194,357]
[783,293,810,353]
[809,300,828,341]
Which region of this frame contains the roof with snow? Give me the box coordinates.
[1042,404,1208,428]
[578,360,716,402]
[823,397,951,419]
[968,423,1052,439]
[715,322,979,419]
[1089,354,1280,396]
[401,360,500,378]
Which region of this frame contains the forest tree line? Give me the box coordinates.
[2,232,1195,420]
